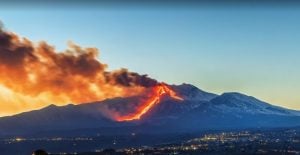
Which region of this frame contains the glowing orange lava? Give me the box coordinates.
[116,84,183,121]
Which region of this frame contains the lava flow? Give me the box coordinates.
[116,83,184,121]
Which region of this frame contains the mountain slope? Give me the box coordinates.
[210,92,300,116]
[174,92,300,130]
[0,104,114,136]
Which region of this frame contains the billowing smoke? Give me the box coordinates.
[0,28,157,113]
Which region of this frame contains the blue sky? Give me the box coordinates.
[0,4,300,109]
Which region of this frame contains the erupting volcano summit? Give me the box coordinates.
[116,83,184,121]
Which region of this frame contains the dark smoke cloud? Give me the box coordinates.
[0,21,3,32]
[0,29,157,103]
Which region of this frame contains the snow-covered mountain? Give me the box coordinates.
[0,84,300,137]
[210,92,300,116]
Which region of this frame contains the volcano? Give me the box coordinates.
[0,83,300,137]
[3,29,299,137]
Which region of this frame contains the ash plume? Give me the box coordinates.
[0,29,157,105]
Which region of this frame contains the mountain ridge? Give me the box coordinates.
[0,83,300,137]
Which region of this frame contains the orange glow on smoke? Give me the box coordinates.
[116,84,183,121]
[0,30,157,116]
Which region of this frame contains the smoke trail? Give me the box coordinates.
[0,28,157,114]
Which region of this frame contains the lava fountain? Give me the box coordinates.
[116,83,184,121]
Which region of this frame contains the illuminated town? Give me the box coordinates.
[1,127,300,154]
